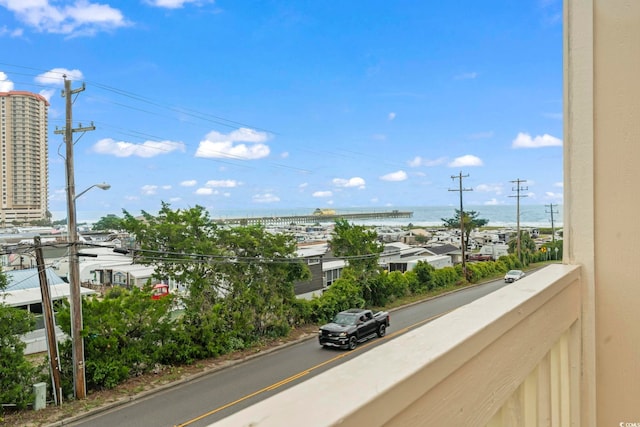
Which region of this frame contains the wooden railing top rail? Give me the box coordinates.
[214,264,582,427]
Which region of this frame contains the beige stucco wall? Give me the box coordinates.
[566,1,640,424]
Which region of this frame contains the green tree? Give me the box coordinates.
[330,219,383,281]
[121,203,310,354]
[507,230,537,260]
[0,272,43,413]
[441,209,489,251]
[330,219,384,306]
[92,214,124,231]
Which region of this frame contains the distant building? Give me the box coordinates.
[294,242,346,300]
[313,208,336,216]
[0,91,50,225]
[380,242,454,272]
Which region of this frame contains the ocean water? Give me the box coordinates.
[210,205,563,228]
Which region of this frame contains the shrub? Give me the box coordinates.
[0,305,44,412]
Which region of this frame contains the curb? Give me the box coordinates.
[45,274,514,426]
[44,334,315,426]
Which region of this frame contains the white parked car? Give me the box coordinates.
[504,269,525,283]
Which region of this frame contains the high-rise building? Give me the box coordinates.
[0,91,49,226]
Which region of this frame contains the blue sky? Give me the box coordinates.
[0,0,563,222]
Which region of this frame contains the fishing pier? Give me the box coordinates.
[214,209,413,226]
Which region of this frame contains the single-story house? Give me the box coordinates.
[1,267,96,354]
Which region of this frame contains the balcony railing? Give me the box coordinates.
[214,263,582,427]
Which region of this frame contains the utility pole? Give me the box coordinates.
[35,237,62,405]
[449,172,472,280]
[509,179,528,261]
[53,76,94,400]
[545,203,559,244]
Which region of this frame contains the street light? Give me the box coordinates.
[74,183,110,201]
[67,182,110,399]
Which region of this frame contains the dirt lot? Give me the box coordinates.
[1,325,318,427]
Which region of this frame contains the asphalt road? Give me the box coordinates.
[66,277,512,427]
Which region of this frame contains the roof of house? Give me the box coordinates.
[1,267,96,307]
[424,243,460,255]
[2,283,97,307]
[4,267,67,290]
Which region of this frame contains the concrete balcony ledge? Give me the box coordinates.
[214,264,582,427]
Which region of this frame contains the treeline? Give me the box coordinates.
[0,204,559,410]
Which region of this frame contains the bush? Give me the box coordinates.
[386,271,410,300]
[0,305,45,412]
[309,278,365,323]
[432,266,460,289]
[56,287,180,392]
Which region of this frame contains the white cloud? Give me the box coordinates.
[36,68,84,85]
[408,156,447,167]
[545,191,563,200]
[205,179,238,188]
[0,72,14,91]
[408,156,422,167]
[169,197,181,203]
[512,132,562,148]
[312,191,333,198]
[92,139,185,158]
[280,151,289,158]
[252,193,280,203]
[554,181,563,188]
[475,183,503,194]
[141,185,158,195]
[161,185,171,190]
[181,180,197,187]
[195,187,217,196]
[0,26,23,37]
[1,0,129,36]
[448,155,483,167]
[372,134,387,141]
[195,127,271,160]
[34,68,82,101]
[388,112,396,121]
[484,198,504,205]
[332,177,366,189]
[39,88,56,102]
[299,182,308,189]
[380,170,408,182]
[144,0,208,9]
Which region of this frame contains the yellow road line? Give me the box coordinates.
[175,309,452,427]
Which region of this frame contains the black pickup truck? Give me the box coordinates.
[318,308,390,350]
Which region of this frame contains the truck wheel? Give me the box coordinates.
[348,336,357,350]
[377,324,386,337]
